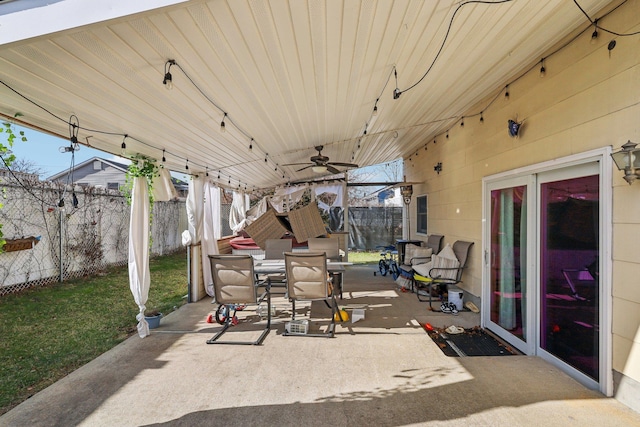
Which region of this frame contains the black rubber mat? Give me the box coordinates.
[427,327,520,357]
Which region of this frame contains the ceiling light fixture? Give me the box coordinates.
[163,60,175,90]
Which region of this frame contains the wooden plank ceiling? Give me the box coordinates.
[0,0,611,189]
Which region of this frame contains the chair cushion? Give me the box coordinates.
[430,244,460,280]
[412,261,432,277]
[410,247,433,265]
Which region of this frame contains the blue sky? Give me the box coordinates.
[7,125,118,178]
[6,125,190,181]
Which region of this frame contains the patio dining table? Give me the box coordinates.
[254,259,351,299]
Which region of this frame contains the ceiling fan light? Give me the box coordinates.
[312,165,327,173]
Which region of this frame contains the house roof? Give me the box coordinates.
[0,0,613,190]
[47,156,129,181]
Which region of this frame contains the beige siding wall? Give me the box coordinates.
[405,0,640,402]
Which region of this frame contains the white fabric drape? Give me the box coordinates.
[313,183,345,212]
[128,177,151,338]
[151,167,178,202]
[245,196,269,225]
[271,185,308,212]
[229,191,248,233]
[202,180,221,297]
[187,176,204,244]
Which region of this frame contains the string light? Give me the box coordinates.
[120,134,128,156]
[218,171,221,179]
[205,167,209,177]
[539,58,546,78]
[372,99,379,116]
[185,159,189,170]
[460,117,464,127]
[505,85,510,100]
[162,149,166,163]
[220,113,227,133]
[393,69,401,99]
[249,138,253,150]
[590,19,599,44]
[163,60,175,90]
[480,112,484,123]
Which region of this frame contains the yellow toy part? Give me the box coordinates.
[334,309,349,322]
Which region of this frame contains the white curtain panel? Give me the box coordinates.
[229,191,248,233]
[202,180,221,297]
[128,177,151,338]
[187,176,204,244]
[152,166,178,202]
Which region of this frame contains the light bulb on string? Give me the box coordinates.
[591,20,599,44]
[480,112,484,124]
[460,118,464,127]
[539,58,546,78]
[162,149,166,163]
[163,60,175,90]
[505,85,510,100]
[249,138,253,150]
[185,160,189,171]
[220,113,227,133]
[218,171,221,179]
[372,99,379,116]
[120,134,128,156]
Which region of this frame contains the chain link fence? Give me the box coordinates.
[0,178,186,295]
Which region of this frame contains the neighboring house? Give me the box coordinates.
[48,157,188,197]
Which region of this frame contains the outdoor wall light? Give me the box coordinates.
[611,140,640,185]
[400,185,413,205]
[434,162,442,174]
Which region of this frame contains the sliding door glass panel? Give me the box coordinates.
[490,185,527,342]
[539,174,599,380]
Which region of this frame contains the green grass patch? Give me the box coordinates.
[347,250,380,264]
[0,250,188,415]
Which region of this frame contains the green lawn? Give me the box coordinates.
[346,250,379,264]
[0,251,188,415]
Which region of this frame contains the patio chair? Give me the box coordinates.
[398,234,444,291]
[308,237,344,297]
[262,238,293,290]
[283,252,339,338]
[207,255,271,345]
[307,237,342,261]
[412,241,474,311]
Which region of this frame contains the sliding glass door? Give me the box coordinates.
[484,155,608,392]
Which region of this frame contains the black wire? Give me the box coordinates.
[573,0,640,36]
[400,0,515,94]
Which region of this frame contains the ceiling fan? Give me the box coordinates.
[283,145,358,174]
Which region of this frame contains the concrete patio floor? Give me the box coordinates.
[2,265,640,426]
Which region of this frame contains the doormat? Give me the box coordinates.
[426,326,520,357]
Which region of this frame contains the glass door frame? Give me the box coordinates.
[481,147,613,395]
[483,175,536,356]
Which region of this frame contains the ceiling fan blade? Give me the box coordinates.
[282,162,312,166]
[296,165,314,172]
[326,165,341,174]
[328,162,359,168]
